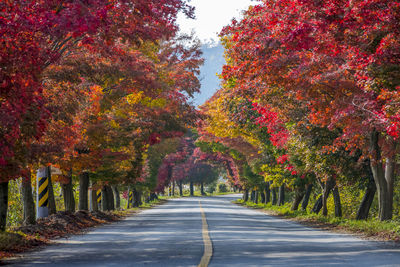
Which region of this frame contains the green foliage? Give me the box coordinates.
[206,180,217,194]
[237,199,400,241]
[7,179,23,228]
[217,183,228,193]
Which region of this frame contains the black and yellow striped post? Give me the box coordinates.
[36,167,49,218]
[169,186,172,197]
[96,189,101,204]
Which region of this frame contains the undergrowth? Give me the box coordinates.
[235,199,400,242]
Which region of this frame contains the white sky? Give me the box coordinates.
[177,0,255,43]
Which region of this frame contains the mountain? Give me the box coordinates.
[193,43,225,106]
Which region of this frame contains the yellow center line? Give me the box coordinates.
[198,200,213,267]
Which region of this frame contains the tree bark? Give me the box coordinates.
[150,192,158,201]
[250,190,255,202]
[356,174,376,220]
[322,177,335,216]
[271,188,277,205]
[46,166,57,215]
[254,191,258,204]
[312,195,323,214]
[105,186,114,211]
[172,181,175,196]
[332,186,342,217]
[112,186,120,209]
[385,155,395,217]
[90,188,98,212]
[201,182,205,195]
[179,181,183,196]
[132,187,142,207]
[189,181,194,196]
[101,187,108,211]
[265,183,270,203]
[89,180,98,212]
[61,171,75,212]
[369,130,392,221]
[278,184,285,206]
[260,191,265,204]
[0,181,9,231]
[243,189,249,202]
[78,172,89,211]
[301,184,313,211]
[291,191,305,211]
[21,176,35,225]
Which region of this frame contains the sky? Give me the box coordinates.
[177,0,255,106]
[177,0,254,43]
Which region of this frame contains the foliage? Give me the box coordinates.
[217,183,228,193]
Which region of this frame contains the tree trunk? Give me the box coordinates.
[0,181,9,231]
[291,191,305,211]
[254,191,258,204]
[385,154,395,218]
[21,176,35,225]
[46,166,57,215]
[179,181,183,196]
[356,176,376,220]
[90,187,98,212]
[172,181,175,196]
[250,190,255,202]
[243,189,249,202]
[278,184,285,206]
[312,195,323,214]
[89,180,98,212]
[271,188,277,205]
[369,130,392,221]
[265,183,270,203]
[79,172,89,211]
[133,187,142,207]
[322,177,335,216]
[260,191,265,204]
[101,187,108,211]
[105,186,114,211]
[112,186,120,209]
[201,182,205,195]
[332,186,342,217]
[150,192,158,201]
[61,171,75,212]
[301,184,313,211]
[189,181,194,196]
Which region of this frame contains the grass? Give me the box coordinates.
[235,199,400,242]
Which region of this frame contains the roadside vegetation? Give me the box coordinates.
[235,197,400,242]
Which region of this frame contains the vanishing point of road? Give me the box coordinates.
[6,194,400,266]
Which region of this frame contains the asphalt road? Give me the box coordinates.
[6,194,400,266]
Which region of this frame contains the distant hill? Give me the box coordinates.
[193,43,225,106]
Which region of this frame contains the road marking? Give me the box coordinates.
[198,200,213,267]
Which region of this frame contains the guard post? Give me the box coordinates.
[96,189,101,208]
[36,167,49,218]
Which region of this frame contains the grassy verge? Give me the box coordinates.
[0,198,165,260]
[235,199,400,243]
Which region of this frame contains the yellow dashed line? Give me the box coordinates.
[198,201,213,267]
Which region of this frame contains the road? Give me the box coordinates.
[5,194,400,266]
